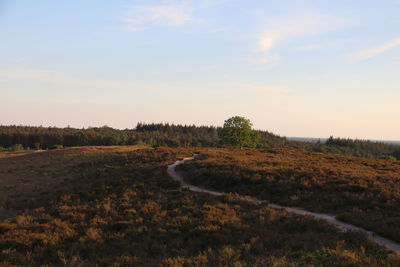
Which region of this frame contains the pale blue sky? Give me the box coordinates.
[1,0,399,139]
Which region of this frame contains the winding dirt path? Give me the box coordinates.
[167,156,400,254]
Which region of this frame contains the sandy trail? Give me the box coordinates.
[167,156,400,254]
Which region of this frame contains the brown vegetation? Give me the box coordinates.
[0,146,148,219]
[179,148,400,243]
[1,147,399,266]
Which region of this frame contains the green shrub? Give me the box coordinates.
[378,155,397,161]
[9,144,24,152]
[33,142,41,150]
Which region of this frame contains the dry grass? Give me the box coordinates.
[0,145,149,219]
[179,147,400,242]
[1,147,399,266]
[0,151,45,159]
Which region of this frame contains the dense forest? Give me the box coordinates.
[0,124,283,150]
[0,124,399,160]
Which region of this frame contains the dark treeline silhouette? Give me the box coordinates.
[0,124,399,159]
[280,137,400,160]
[135,123,221,147]
[0,124,213,149]
[0,125,133,149]
[323,136,400,160]
[0,123,285,150]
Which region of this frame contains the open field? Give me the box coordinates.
[179,148,400,244]
[0,146,149,219]
[1,147,400,266]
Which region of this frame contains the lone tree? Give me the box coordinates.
[219,116,259,149]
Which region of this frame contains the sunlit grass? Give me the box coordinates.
[1,147,399,266]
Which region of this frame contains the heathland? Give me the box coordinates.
[179,148,400,243]
[1,146,400,266]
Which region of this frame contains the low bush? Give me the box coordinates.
[1,148,399,265]
[180,148,400,242]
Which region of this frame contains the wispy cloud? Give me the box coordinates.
[121,3,193,31]
[257,12,342,52]
[0,68,160,90]
[242,54,280,67]
[200,0,226,8]
[295,44,321,51]
[172,65,218,73]
[248,85,292,96]
[350,38,400,61]
[0,68,52,81]
[218,77,293,96]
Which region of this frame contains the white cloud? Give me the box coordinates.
[122,3,193,31]
[257,12,341,52]
[248,85,292,96]
[350,38,400,61]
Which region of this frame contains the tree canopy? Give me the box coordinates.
[219,116,260,149]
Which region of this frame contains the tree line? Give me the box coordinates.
[0,123,243,150]
[0,122,286,150]
[0,122,399,160]
[324,136,400,160]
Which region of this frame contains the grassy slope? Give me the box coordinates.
[0,147,399,266]
[179,148,400,243]
[0,146,149,219]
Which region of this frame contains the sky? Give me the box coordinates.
[1,0,399,140]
